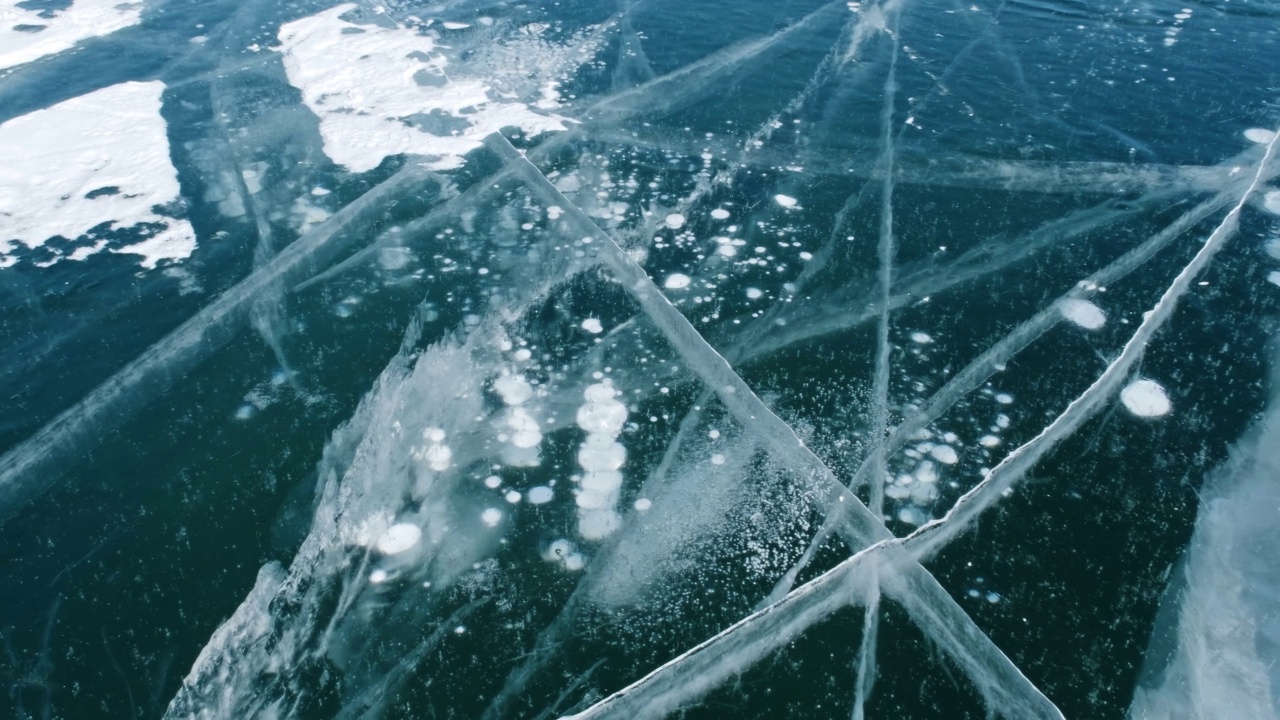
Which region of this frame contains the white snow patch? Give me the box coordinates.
[276,4,567,172]
[1059,298,1107,330]
[0,0,143,71]
[0,81,195,269]
[1121,379,1172,417]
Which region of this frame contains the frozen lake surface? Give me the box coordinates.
[2,0,1280,718]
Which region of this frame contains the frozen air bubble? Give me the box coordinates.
[1264,191,1280,215]
[505,490,522,503]
[664,213,686,229]
[581,318,603,333]
[910,332,933,344]
[995,393,1014,404]
[634,497,652,511]
[424,443,452,471]
[546,205,563,220]
[377,523,422,555]
[578,435,626,471]
[507,408,543,449]
[493,374,533,405]
[710,208,730,219]
[1265,237,1280,260]
[484,475,502,489]
[578,509,621,540]
[1268,271,1280,288]
[1121,379,1172,417]
[930,445,959,464]
[664,273,692,289]
[369,569,390,583]
[710,453,726,465]
[481,508,503,527]
[774,194,798,208]
[527,486,554,504]
[1245,128,1277,144]
[897,506,928,525]
[1059,298,1106,330]
[581,470,623,494]
[979,435,1001,448]
[915,461,939,484]
[746,287,763,299]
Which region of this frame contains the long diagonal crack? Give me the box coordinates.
[485,132,1063,719]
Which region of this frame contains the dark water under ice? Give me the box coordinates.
[2,0,1280,718]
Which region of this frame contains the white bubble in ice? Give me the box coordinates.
[507,408,543,449]
[423,427,446,442]
[910,331,933,344]
[546,205,563,220]
[930,445,959,464]
[1268,271,1280,288]
[1059,298,1106,330]
[1266,237,1280,260]
[581,470,623,494]
[774,194,798,208]
[544,538,575,563]
[1121,379,1172,417]
[424,443,452,471]
[504,490,522,503]
[664,213,686,229]
[1245,128,1277,144]
[745,287,763,299]
[578,509,621,540]
[493,374,533,405]
[897,506,928,525]
[514,348,532,362]
[664,273,692,289]
[995,393,1014,405]
[1265,191,1280,216]
[914,461,939,484]
[578,434,626,471]
[710,208,730,220]
[563,553,585,571]
[581,318,603,334]
[527,486,554,504]
[979,435,1001,448]
[484,475,502,489]
[369,569,390,583]
[480,508,503,527]
[634,497,652,511]
[377,523,422,555]
[710,453,726,465]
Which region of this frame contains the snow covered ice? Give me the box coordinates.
[2,0,1280,718]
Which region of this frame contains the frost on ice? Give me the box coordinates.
[0,81,194,268]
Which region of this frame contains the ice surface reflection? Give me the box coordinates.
[1,0,1280,718]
